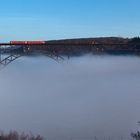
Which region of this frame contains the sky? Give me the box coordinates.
[0,0,140,41]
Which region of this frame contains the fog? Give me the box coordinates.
[0,55,140,140]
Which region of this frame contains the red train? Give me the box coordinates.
[10,41,46,45]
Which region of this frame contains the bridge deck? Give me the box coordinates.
[0,43,137,46]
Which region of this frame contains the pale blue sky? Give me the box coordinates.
[0,0,140,41]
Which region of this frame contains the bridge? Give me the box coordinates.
[0,41,61,70]
[0,42,132,46]
[0,41,136,54]
[0,40,140,69]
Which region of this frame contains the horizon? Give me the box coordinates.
[0,0,140,41]
[1,36,140,42]
[0,36,138,43]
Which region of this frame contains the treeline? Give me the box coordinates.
[20,37,140,55]
[129,37,140,44]
[47,37,129,45]
[0,131,43,140]
[47,37,140,45]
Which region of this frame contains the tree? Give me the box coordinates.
[130,37,140,43]
[131,122,140,140]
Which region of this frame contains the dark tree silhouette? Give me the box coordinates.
[130,37,140,43]
[131,122,140,140]
[131,131,140,140]
[0,131,43,140]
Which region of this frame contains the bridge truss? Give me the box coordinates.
[0,54,21,67]
[0,45,64,70]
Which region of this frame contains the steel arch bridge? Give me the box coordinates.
[0,45,63,70]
